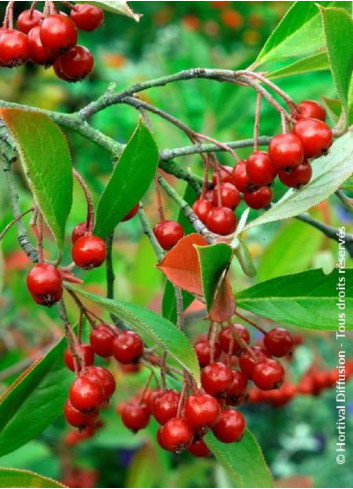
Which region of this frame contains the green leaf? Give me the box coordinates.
[257,219,324,282]
[66,285,201,384]
[77,1,141,21]
[162,280,194,324]
[205,430,274,488]
[244,131,353,230]
[196,243,232,311]
[0,336,71,456]
[320,7,353,117]
[94,122,158,238]
[237,268,353,330]
[0,468,65,488]
[322,96,342,122]
[0,109,72,250]
[268,52,329,79]
[0,246,3,298]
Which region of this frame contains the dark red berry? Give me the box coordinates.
[184,393,221,431]
[205,207,237,235]
[192,199,213,224]
[297,100,326,122]
[161,417,194,453]
[212,183,241,209]
[17,9,43,34]
[212,165,233,185]
[239,346,269,379]
[226,370,248,405]
[244,186,273,209]
[201,362,233,397]
[72,235,107,269]
[121,401,150,432]
[90,324,115,358]
[71,221,89,244]
[268,133,304,170]
[157,425,168,450]
[40,14,78,54]
[246,152,277,186]
[194,339,221,367]
[86,366,116,400]
[219,324,250,355]
[55,45,94,81]
[70,4,104,32]
[264,328,294,357]
[252,359,285,390]
[145,388,163,414]
[112,331,144,364]
[152,390,180,425]
[0,29,31,66]
[293,118,333,158]
[28,26,56,66]
[122,203,139,222]
[232,160,251,192]
[153,220,184,250]
[64,344,94,372]
[53,58,73,81]
[64,399,98,428]
[278,160,312,188]
[188,439,211,457]
[27,263,63,306]
[69,374,105,412]
[212,409,245,443]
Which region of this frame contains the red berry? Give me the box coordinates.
[268,133,304,170]
[239,346,269,379]
[252,359,285,390]
[205,207,237,235]
[27,263,63,306]
[264,328,294,357]
[121,401,150,432]
[244,186,273,210]
[0,29,31,66]
[278,160,312,188]
[28,26,56,66]
[153,220,184,250]
[70,4,104,32]
[69,374,105,412]
[246,152,277,186]
[192,199,213,224]
[53,58,73,81]
[219,324,250,355]
[212,409,245,443]
[112,331,144,364]
[212,183,241,209]
[297,100,326,122]
[17,9,43,34]
[64,344,94,372]
[145,388,163,414]
[201,362,233,397]
[293,118,333,159]
[72,235,107,269]
[55,45,94,82]
[188,439,211,457]
[71,221,89,244]
[64,399,99,428]
[122,203,139,222]
[157,425,168,450]
[40,14,78,54]
[194,339,221,367]
[86,366,116,401]
[90,324,115,358]
[226,370,248,405]
[184,393,221,431]
[152,390,180,425]
[232,160,251,192]
[212,165,233,185]
[161,417,194,453]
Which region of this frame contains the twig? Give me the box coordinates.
[138,204,164,262]
[0,207,34,242]
[336,189,353,213]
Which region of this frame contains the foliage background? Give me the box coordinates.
[0,1,352,488]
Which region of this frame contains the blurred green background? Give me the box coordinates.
[0,1,352,488]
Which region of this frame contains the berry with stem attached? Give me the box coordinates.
[226,370,248,405]
[153,220,184,250]
[71,221,89,244]
[28,26,56,66]
[239,346,269,379]
[152,390,180,425]
[232,160,251,193]
[121,401,150,432]
[70,4,104,32]
[112,331,144,364]
[264,328,294,357]
[54,45,94,82]
[90,324,116,358]
[194,339,221,367]
[212,409,245,443]
[268,133,304,170]
[161,417,194,453]
[243,186,273,210]
[293,118,333,158]
[192,199,213,224]
[69,374,105,412]
[212,165,233,185]
[184,393,221,431]
[252,358,285,390]
[205,207,237,235]
[297,100,326,122]
[212,183,241,209]
[0,29,31,66]
[72,235,107,269]
[40,14,78,54]
[27,264,63,306]
[201,362,233,397]
[17,10,43,34]
[64,344,94,372]
[219,324,250,355]
[86,366,116,401]
[246,152,277,186]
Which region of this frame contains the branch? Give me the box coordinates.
[138,203,164,262]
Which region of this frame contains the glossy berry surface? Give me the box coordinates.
[161,417,194,453]
[201,362,233,397]
[112,331,144,364]
[252,359,285,390]
[188,439,211,457]
[28,26,55,66]
[27,264,63,306]
[64,344,94,372]
[212,183,241,209]
[122,203,139,222]
[264,328,294,357]
[69,374,105,412]
[243,186,273,210]
[0,29,31,66]
[121,401,150,432]
[246,152,277,186]
[71,221,89,244]
[55,45,94,81]
[297,100,326,122]
[212,165,233,185]
[90,324,115,357]
[205,207,237,235]
[219,324,250,355]
[153,220,184,250]
[293,118,333,158]
[70,4,104,32]
[212,409,245,443]
[232,160,251,192]
[268,133,304,170]
[226,370,248,404]
[86,366,116,400]
[192,199,213,224]
[239,346,269,379]
[17,10,43,34]
[64,399,98,428]
[184,393,221,431]
[278,161,312,188]
[72,235,107,269]
[40,14,78,54]
[152,390,180,425]
[194,339,221,367]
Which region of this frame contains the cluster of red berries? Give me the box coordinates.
[0,3,104,81]
[192,100,333,236]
